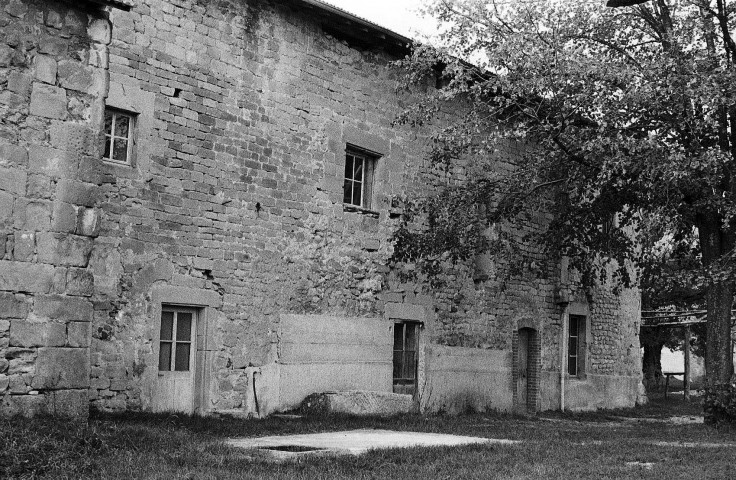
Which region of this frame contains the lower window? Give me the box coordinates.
[567,314,586,377]
[158,307,196,372]
[393,321,420,395]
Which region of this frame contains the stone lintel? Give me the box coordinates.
[385,303,426,322]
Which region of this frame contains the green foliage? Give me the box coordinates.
[394,1,736,385]
[390,183,494,284]
[705,383,736,425]
[639,217,706,355]
[394,0,736,289]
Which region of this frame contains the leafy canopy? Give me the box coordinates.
[393,0,736,292]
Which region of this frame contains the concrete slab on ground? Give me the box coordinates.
[227,429,517,457]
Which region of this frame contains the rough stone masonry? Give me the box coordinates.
[0,0,129,417]
[0,0,644,418]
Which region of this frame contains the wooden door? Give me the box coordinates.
[517,329,529,408]
[393,322,419,396]
[153,307,196,413]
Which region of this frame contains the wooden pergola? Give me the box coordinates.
[641,310,736,399]
[640,311,707,400]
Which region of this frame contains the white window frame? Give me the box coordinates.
[158,306,197,373]
[567,314,586,377]
[343,147,377,210]
[102,108,135,165]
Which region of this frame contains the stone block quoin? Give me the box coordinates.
[0,0,115,418]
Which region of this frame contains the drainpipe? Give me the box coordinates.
[558,300,569,411]
[557,258,570,412]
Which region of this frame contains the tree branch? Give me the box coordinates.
[716,0,736,64]
[552,136,596,170]
[529,178,566,194]
[571,34,648,74]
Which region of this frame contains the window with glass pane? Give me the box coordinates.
[393,322,419,395]
[568,315,585,376]
[102,108,134,164]
[158,308,194,372]
[343,148,376,209]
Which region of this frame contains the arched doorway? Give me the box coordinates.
[514,327,540,413]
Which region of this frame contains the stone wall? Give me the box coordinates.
[88,0,428,413]
[0,0,113,417]
[0,0,643,417]
[84,0,643,415]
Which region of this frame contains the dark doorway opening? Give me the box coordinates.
[393,322,419,395]
[515,327,539,413]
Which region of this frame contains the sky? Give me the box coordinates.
[320,0,438,39]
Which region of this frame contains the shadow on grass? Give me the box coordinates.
[538,393,704,424]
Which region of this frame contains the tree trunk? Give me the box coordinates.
[684,325,691,400]
[642,340,664,393]
[704,281,734,385]
[698,216,735,386]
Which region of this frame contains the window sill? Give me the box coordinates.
[343,204,379,218]
[102,159,133,167]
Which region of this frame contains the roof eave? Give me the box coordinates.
[298,0,413,54]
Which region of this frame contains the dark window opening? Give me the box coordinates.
[393,321,419,395]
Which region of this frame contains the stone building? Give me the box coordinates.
[0,0,644,418]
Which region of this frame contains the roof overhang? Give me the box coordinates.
[297,0,413,56]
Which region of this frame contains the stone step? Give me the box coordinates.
[300,390,416,417]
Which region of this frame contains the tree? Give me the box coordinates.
[639,219,705,391]
[394,0,736,395]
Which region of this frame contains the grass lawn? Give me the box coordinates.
[2,395,735,479]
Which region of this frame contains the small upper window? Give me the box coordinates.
[102,108,135,164]
[343,147,377,210]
